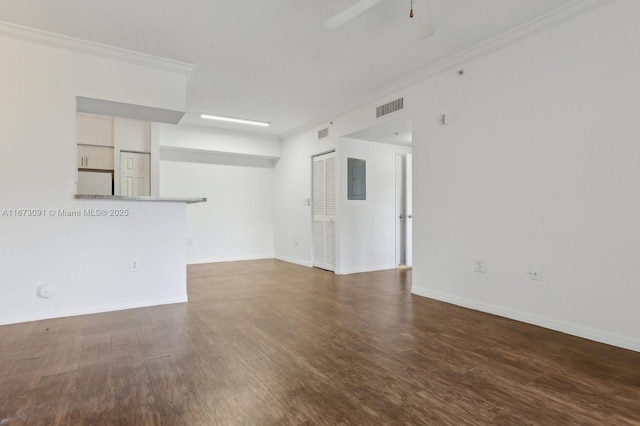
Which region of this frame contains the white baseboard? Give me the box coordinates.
[0,294,188,327]
[336,264,398,275]
[188,254,274,265]
[274,255,313,268]
[271,259,397,274]
[411,286,640,353]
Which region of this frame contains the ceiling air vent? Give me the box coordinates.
[376,97,404,118]
[318,128,329,140]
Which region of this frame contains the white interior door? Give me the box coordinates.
[396,153,413,267]
[312,152,336,271]
[120,152,150,196]
[406,153,413,267]
[396,154,407,266]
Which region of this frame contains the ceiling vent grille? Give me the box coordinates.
[376,97,404,118]
[318,128,329,140]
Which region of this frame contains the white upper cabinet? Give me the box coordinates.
[77,145,114,170]
[76,113,114,147]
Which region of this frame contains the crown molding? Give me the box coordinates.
[282,0,616,140]
[0,20,196,78]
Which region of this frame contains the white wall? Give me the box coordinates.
[338,138,411,274]
[411,0,640,351]
[0,32,190,325]
[276,1,640,351]
[160,159,275,264]
[159,124,277,264]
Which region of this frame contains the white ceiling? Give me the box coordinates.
[0,0,574,137]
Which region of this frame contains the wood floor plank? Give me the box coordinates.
[144,353,216,424]
[23,370,77,426]
[68,359,115,424]
[0,355,50,422]
[42,336,83,376]
[111,342,161,426]
[0,259,638,425]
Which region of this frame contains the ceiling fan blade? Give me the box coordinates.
[322,0,385,30]
[411,0,435,39]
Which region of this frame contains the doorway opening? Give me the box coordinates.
[343,116,413,271]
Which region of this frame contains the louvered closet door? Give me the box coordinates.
[313,152,336,271]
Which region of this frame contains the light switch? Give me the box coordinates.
[530,265,542,281]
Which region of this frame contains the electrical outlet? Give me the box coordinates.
[130,259,140,272]
[474,258,486,273]
[530,265,542,281]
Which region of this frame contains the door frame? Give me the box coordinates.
[311,150,336,271]
[395,153,413,267]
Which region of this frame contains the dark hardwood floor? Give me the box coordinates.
[0,259,639,425]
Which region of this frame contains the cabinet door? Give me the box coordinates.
[76,113,114,147]
[77,146,85,168]
[84,146,114,170]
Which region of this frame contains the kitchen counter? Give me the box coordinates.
[75,194,206,204]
